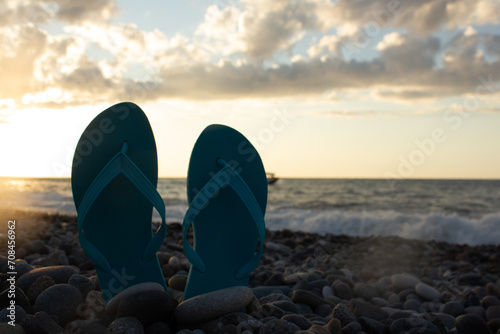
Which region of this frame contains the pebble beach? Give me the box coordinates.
[1,210,500,334]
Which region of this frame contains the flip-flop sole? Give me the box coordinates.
[183,124,267,300]
[71,102,166,303]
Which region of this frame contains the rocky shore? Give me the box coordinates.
[1,210,500,334]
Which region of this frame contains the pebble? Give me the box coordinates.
[390,318,440,334]
[116,289,174,327]
[68,274,94,298]
[258,318,301,333]
[168,275,188,291]
[32,311,66,334]
[0,305,26,324]
[0,323,26,334]
[359,316,386,334]
[332,303,357,327]
[106,317,145,334]
[175,286,254,323]
[349,299,388,321]
[455,314,492,334]
[486,305,500,322]
[16,265,79,292]
[67,319,107,334]
[322,286,334,298]
[391,274,421,290]
[404,299,422,312]
[34,284,83,325]
[483,296,500,309]
[440,301,465,317]
[415,283,441,301]
[0,287,32,314]
[145,322,171,334]
[333,282,353,300]
[281,314,313,330]
[341,321,362,334]
[251,286,291,299]
[292,289,333,309]
[353,282,378,300]
[26,276,56,304]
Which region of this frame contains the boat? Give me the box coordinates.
[266,173,279,185]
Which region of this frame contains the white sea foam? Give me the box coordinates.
[265,208,500,246]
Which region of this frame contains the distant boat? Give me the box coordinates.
[266,173,279,185]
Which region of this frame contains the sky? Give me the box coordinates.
[0,0,500,179]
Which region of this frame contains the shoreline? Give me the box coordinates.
[1,210,500,333]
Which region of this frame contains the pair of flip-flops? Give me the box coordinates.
[71,102,267,306]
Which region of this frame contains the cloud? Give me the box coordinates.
[1,0,500,110]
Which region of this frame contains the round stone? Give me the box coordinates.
[17,266,79,292]
[391,274,421,290]
[106,317,145,334]
[175,286,254,324]
[281,314,313,330]
[68,274,94,298]
[34,284,83,325]
[0,323,26,334]
[440,301,465,317]
[415,283,441,301]
[455,314,491,334]
[259,318,301,334]
[168,275,188,291]
[26,276,56,304]
[115,289,174,327]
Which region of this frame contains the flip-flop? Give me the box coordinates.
[71,102,167,304]
[182,124,267,300]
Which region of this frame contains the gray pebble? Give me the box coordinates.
[281,314,313,330]
[391,274,421,290]
[455,314,491,334]
[26,276,56,304]
[353,283,378,300]
[34,284,83,325]
[403,299,422,312]
[440,301,465,317]
[68,274,94,298]
[106,317,145,334]
[17,265,79,292]
[0,323,26,334]
[292,290,332,309]
[415,283,441,301]
[167,275,187,291]
[258,318,301,333]
[175,286,254,324]
[332,303,357,327]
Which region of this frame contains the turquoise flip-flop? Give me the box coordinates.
[182,124,267,300]
[71,102,167,304]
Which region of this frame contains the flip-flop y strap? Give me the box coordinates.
[77,142,166,272]
[182,159,266,280]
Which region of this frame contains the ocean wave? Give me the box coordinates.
[264,208,500,246]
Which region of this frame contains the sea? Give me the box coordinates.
[1,177,500,246]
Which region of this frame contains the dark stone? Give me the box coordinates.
[390,318,440,334]
[281,314,313,330]
[32,311,66,334]
[488,318,500,333]
[341,321,363,334]
[252,286,291,299]
[334,282,353,300]
[465,306,486,319]
[404,299,422,312]
[67,319,107,334]
[292,290,331,309]
[332,303,357,327]
[145,321,171,334]
[271,300,298,313]
[167,275,187,291]
[353,283,378,300]
[0,323,27,333]
[26,276,56,304]
[483,296,500,309]
[34,284,83,325]
[258,318,301,334]
[16,266,79,292]
[323,318,341,334]
[68,274,94,298]
[359,316,386,334]
[264,273,284,286]
[455,314,492,334]
[486,305,500,322]
[115,289,174,327]
[348,299,388,321]
[107,317,145,334]
[440,301,465,317]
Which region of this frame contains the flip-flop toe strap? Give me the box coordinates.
[182,159,265,280]
[78,142,166,272]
